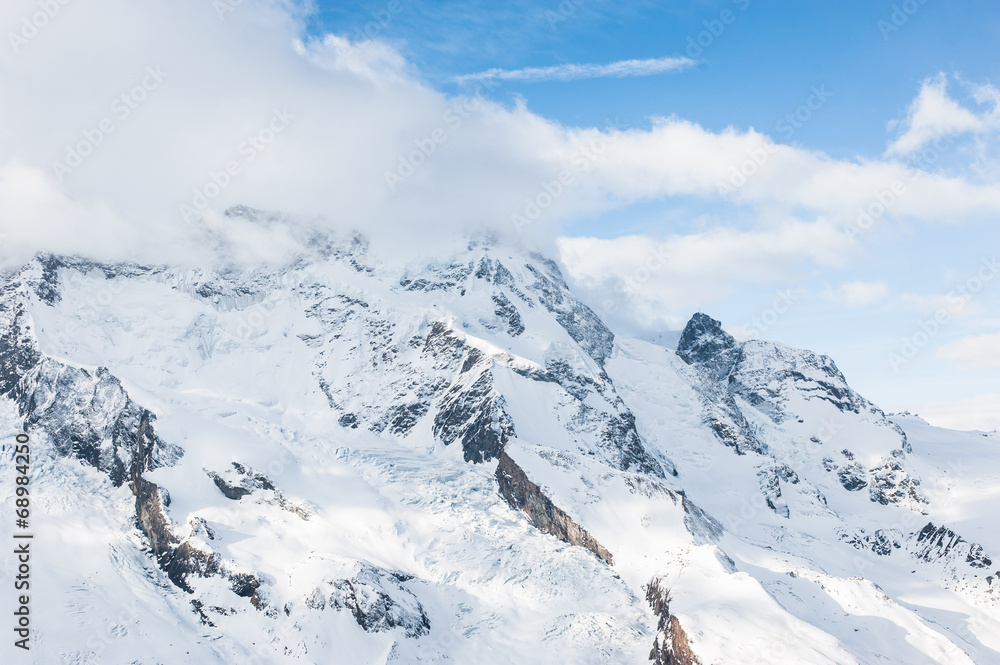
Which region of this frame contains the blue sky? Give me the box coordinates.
[301,0,1000,427]
[308,0,998,156]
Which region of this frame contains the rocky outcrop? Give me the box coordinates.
[869,454,927,510]
[0,261,268,614]
[134,469,263,606]
[433,366,515,464]
[840,527,902,556]
[675,314,762,455]
[13,358,182,487]
[491,292,525,336]
[757,464,798,518]
[322,562,431,638]
[495,451,613,565]
[676,312,738,379]
[207,462,311,520]
[646,577,703,665]
[523,255,615,367]
[914,523,993,569]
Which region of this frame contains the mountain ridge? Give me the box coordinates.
[2,234,999,664]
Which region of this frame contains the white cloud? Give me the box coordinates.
[935,332,1000,369]
[827,281,889,307]
[913,393,1000,432]
[1,0,1000,273]
[557,219,849,331]
[887,73,1000,156]
[453,56,696,84]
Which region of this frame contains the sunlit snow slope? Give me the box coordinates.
[1,216,998,664]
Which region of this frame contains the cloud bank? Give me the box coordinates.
[1,0,998,280]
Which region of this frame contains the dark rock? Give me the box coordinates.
[841,528,901,556]
[523,259,614,367]
[646,577,704,665]
[495,451,613,565]
[967,544,993,569]
[837,463,868,492]
[209,471,252,500]
[869,457,926,507]
[491,293,525,336]
[915,522,993,569]
[433,370,514,464]
[386,402,430,435]
[600,411,666,478]
[328,563,430,638]
[676,313,737,377]
[14,359,181,487]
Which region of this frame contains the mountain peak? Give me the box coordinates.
[676,312,737,371]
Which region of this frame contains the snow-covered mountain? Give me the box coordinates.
[2,216,999,664]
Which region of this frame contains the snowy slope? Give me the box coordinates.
[1,220,998,664]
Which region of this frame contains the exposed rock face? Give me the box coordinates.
[13,359,182,487]
[646,577,703,665]
[675,315,761,455]
[523,254,615,367]
[304,247,664,478]
[491,292,525,336]
[728,341,869,418]
[134,469,263,607]
[915,522,993,569]
[869,455,927,510]
[676,312,737,378]
[433,364,516,464]
[495,451,613,565]
[0,278,41,395]
[134,476,177,558]
[840,527,902,556]
[757,464,799,518]
[675,312,928,515]
[207,462,312,520]
[0,262,265,612]
[837,462,869,492]
[324,562,431,638]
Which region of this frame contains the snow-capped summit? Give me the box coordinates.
[2,233,998,664]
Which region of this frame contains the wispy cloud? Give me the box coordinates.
[453,56,696,84]
[886,73,1000,156]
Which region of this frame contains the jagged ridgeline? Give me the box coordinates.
[1,228,997,664]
